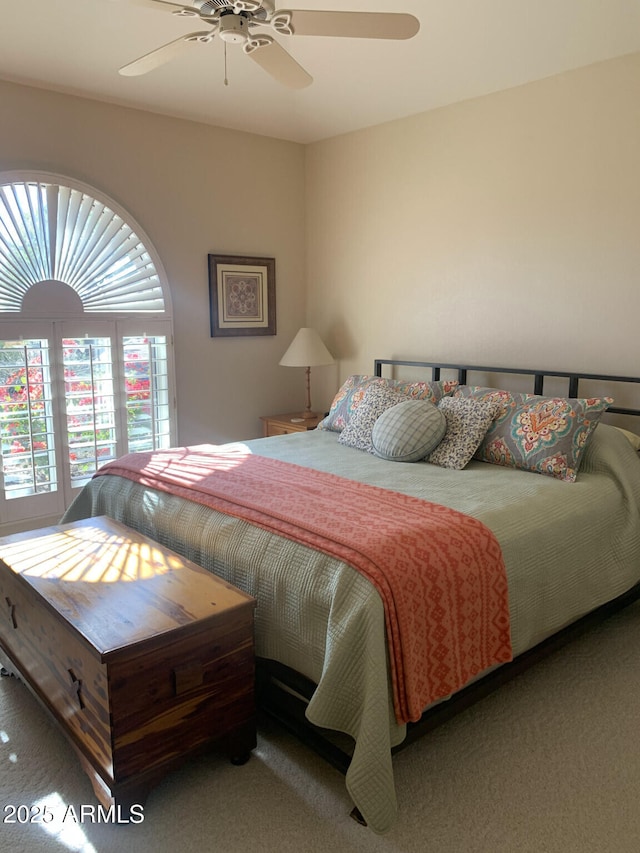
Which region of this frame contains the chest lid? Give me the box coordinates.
[0,516,255,661]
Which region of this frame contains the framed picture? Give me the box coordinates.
[208,254,276,337]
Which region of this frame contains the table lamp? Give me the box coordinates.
[279,327,335,419]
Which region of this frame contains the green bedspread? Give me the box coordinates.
[62,423,640,833]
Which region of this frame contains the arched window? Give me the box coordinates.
[0,172,176,532]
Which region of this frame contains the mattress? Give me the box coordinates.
[61,422,640,833]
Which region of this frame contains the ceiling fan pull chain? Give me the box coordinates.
[224,41,229,86]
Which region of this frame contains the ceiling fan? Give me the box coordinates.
[118,0,420,89]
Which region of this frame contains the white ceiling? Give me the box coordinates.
[2,0,640,144]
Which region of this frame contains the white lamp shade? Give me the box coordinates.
[279,328,334,368]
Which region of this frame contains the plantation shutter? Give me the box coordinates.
[0,337,57,499]
[0,173,176,533]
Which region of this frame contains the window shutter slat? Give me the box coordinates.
[0,181,165,313]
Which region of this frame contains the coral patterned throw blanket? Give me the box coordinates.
[95,445,512,723]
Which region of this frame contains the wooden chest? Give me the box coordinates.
[0,516,256,811]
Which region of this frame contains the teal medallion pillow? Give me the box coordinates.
[454,386,613,481]
[372,399,446,462]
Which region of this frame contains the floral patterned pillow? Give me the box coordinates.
[454,386,613,481]
[318,374,458,433]
[338,384,409,453]
[427,398,501,470]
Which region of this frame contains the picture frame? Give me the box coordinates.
[208,254,276,337]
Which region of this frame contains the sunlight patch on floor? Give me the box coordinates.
[1,727,17,763]
[33,793,97,853]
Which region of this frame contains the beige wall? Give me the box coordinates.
[3,52,640,443]
[0,79,307,444]
[305,52,640,413]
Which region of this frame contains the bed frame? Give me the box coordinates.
[374,359,640,418]
[257,359,640,802]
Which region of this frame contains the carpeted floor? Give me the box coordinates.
[2,601,640,853]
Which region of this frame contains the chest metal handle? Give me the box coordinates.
[68,668,86,711]
[4,597,17,630]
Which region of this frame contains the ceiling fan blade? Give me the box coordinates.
[119,31,214,76]
[287,10,420,40]
[245,37,312,89]
[121,0,196,11]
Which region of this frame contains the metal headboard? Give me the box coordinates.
[374,359,640,419]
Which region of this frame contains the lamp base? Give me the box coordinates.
[301,367,316,420]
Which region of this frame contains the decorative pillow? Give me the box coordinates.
[390,377,458,401]
[338,385,408,453]
[453,385,518,410]
[457,387,613,481]
[318,374,458,433]
[372,399,447,462]
[614,427,640,451]
[427,398,501,470]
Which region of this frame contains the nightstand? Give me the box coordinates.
[260,412,324,437]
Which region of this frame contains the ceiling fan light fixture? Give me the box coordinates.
[218,11,250,43]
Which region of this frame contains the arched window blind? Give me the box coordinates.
[0,179,165,312]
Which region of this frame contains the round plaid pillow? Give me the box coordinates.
[372,399,446,462]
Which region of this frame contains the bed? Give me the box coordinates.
[61,360,640,834]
